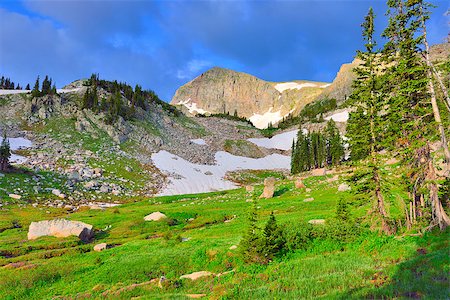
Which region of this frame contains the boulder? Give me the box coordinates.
[259,177,275,199]
[180,271,213,281]
[93,243,108,252]
[28,219,94,242]
[338,183,351,192]
[295,178,306,189]
[144,212,167,221]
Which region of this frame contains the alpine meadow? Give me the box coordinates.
[0,0,449,299]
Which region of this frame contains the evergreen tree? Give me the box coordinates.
[41,75,51,95]
[325,119,344,166]
[262,212,285,260]
[383,0,449,229]
[0,133,11,171]
[32,76,40,97]
[348,7,392,234]
[240,201,265,264]
[25,84,30,90]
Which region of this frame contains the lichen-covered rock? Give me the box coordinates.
[28,219,94,242]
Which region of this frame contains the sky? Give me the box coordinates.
[0,1,448,101]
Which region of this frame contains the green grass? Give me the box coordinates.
[0,174,448,299]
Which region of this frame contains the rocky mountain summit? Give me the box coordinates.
[171,67,328,129]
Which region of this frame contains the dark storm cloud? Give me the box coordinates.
[0,1,448,100]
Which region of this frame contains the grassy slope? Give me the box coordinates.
[0,172,448,299]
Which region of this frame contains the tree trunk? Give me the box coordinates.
[421,5,450,168]
[430,62,450,112]
[427,159,450,230]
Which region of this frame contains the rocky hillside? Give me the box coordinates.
[171,67,328,129]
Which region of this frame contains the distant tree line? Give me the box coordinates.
[291,119,344,174]
[81,74,180,124]
[0,76,29,90]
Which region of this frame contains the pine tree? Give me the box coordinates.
[240,201,265,263]
[325,119,344,166]
[383,0,449,229]
[32,76,40,97]
[262,212,285,260]
[347,8,392,234]
[25,84,30,90]
[0,133,11,171]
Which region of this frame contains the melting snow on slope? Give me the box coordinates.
[152,150,290,195]
[177,98,209,115]
[0,137,32,164]
[191,138,207,145]
[325,110,349,122]
[248,128,308,151]
[274,82,318,93]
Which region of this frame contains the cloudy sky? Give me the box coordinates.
[0,1,448,101]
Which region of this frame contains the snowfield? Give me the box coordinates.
[152,150,290,196]
[274,82,318,93]
[176,98,210,115]
[248,129,298,151]
[325,110,349,122]
[0,137,32,164]
[249,107,293,129]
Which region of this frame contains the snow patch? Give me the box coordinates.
[325,110,349,122]
[0,137,32,164]
[0,90,31,95]
[274,82,318,93]
[177,98,210,115]
[321,83,331,88]
[191,138,207,145]
[0,88,80,95]
[152,150,290,196]
[248,130,298,151]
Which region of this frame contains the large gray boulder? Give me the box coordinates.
[28,219,94,242]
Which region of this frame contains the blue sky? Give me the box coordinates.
[0,1,448,101]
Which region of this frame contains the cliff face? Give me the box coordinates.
[171,67,328,129]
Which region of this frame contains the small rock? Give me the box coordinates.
[93,243,108,252]
[229,245,238,250]
[308,219,326,225]
[52,189,61,197]
[245,185,254,192]
[180,271,213,281]
[9,194,21,200]
[144,212,167,221]
[338,183,351,192]
[303,197,314,202]
[295,178,306,189]
[305,188,312,193]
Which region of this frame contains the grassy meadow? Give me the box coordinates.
[0,171,448,299]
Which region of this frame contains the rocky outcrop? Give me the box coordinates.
[27,219,94,242]
[171,67,327,129]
